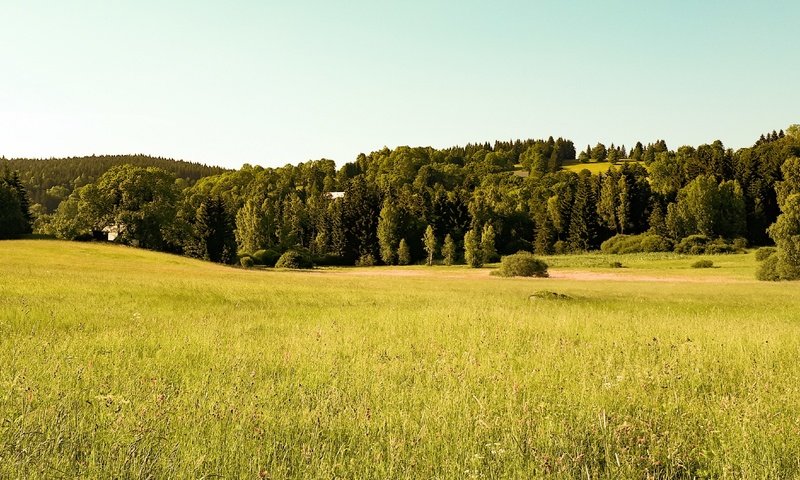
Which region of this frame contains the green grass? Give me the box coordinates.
[2,240,800,478]
[561,159,644,175]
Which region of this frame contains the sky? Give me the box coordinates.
[1,0,798,169]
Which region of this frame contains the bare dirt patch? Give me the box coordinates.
[329,267,749,284]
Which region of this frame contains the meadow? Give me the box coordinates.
[1,240,800,478]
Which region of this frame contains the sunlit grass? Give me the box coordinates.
[1,240,799,478]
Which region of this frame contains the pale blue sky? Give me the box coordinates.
[1,1,798,168]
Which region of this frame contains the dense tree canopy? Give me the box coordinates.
[10,126,800,278]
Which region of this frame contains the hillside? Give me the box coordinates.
[1,154,229,211]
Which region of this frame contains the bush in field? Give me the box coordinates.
[674,235,743,255]
[312,253,348,266]
[674,235,711,254]
[252,249,280,267]
[275,249,313,269]
[756,254,782,281]
[240,256,254,268]
[356,253,376,267]
[493,252,548,278]
[691,260,714,269]
[609,261,624,268]
[600,233,672,254]
[755,247,777,262]
[732,237,749,250]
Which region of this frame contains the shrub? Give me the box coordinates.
[674,234,711,254]
[691,260,714,269]
[494,251,549,278]
[609,261,624,268]
[732,237,749,250]
[674,235,744,255]
[600,233,672,254]
[275,249,313,269]
[755,247,777,262]
[312,253,349,266]
[252,249,280,267]
[240,256,254,268]
[356,253,376,267]
[553,241,568,255]
[756,254,781,281]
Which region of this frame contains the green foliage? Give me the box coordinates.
[480,223,497,263]
[356,253,376,267]
[463,229,482,268]
[674,235,744,255]
[442,233,457,266]
[755,247,777,262]
[192,195,237,264]
[235,199,269,254]
[691,260,714,269]
[377,200,400,265]
[667,175,746,240]
[0,170,32,236]
[590,143,607,162]
[494,251,549,277]
[240,256,254,268]
[251,249,280,267]
[275,249,313,269]
[609,261,624,268]
[397,239,411,266]
[756,254,782,281]
[600,234,673,254]
[5,154,226,211]
[423,225,437,266]
[763,193,800,280]
[14,124,800,270]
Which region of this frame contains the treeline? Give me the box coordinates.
[3,127,800,279]
[1,154,228,212]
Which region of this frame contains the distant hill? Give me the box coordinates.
[1,154,229,211]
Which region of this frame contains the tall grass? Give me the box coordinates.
[1,240,799,478]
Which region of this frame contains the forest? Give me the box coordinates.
[2,126,800,279]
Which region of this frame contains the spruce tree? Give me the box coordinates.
[597,174,618,233]
[195,195,236,264]
[442,233,457,265]
[616,175,631,234]
[397,238,411,265]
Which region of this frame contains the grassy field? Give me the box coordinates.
[2,240,800,478]
[561,159,644,175]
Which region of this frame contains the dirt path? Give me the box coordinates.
[329,267,749,284]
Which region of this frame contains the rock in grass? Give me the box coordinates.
[529,290,572,301]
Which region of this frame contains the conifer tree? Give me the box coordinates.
[397,238,411,265]
[442,233,457,265]
[195,195,236,264]
[597,174,618,233]
[616,175,631,234]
